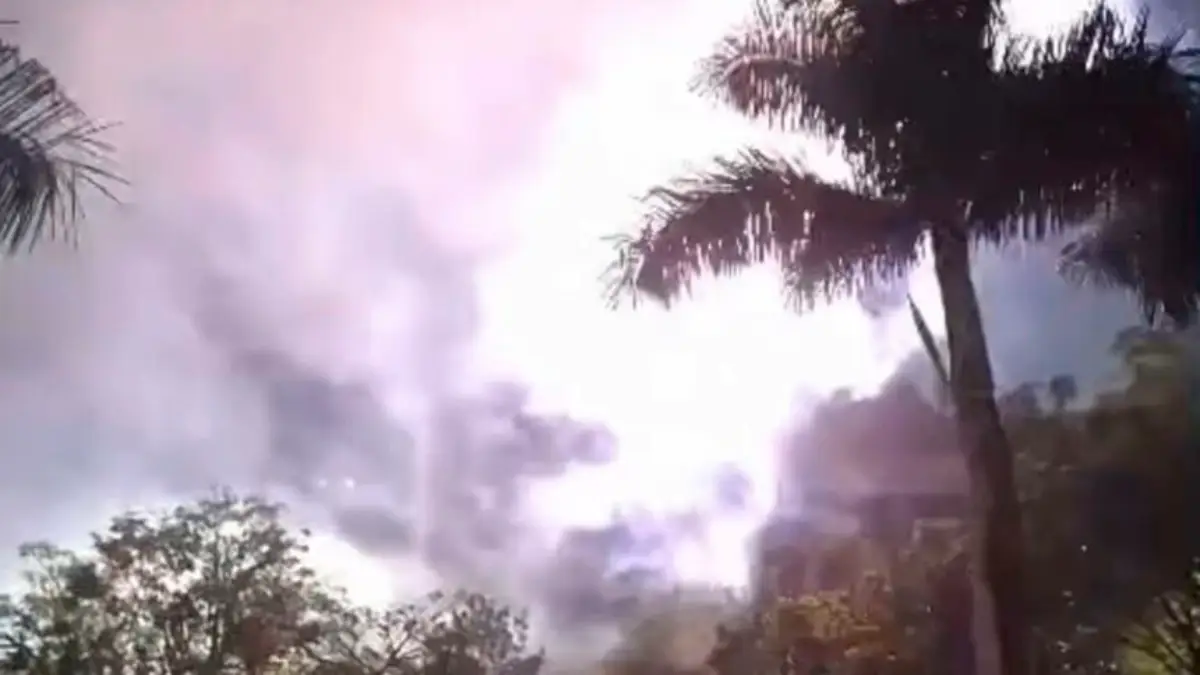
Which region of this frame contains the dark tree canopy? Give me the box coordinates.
[607,0,1200,323]
[0,492,542,675]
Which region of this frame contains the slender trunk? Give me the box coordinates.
[929,223,1028,675]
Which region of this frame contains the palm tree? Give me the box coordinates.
[0,34,119,253]
[1059,209,1200,327]
[603,1,1198,673]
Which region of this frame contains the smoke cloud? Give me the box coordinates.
[0,0,753,654]
[1,0,1167,663]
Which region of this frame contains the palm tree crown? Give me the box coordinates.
[602,2,1199,672]
[606,0,1198,321]
[0,36,119,253]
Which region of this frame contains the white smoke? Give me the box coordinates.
[0,0,1146,665]
[0,0,776,656]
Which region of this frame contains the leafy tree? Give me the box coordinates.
[0,31,120,252]
[0,543,107,674]
[762,579,916,674]
[602,587,745,675]
[0,492,326,673]
[300,589,539,675]
[1100,330,1200,675]
[1004,329,1200,673]
[0,491,540,675]
[709,527,967,675]
[770,326,1199,673]
[603,1,1198,670]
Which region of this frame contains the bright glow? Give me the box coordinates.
[471,0,1093,589]
[305,532,442,606]
[11,0,1099,606]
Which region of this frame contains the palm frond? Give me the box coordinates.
[693,0,844,131]
[604,149,919,310]
[979,5,1200,323]
[693,0,907,190]
[0,40,121,254]
[1058,230,1138,292]
[780,0,1007,45]
[1058,200,1200,327]
[696,0,1009,196]
[974,4,1195,239]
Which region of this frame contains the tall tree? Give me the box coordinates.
[0,492,328,673]
[0,32,118,252]
[0,491,543,675]
[708,525,968,675]
[603,1,1197,672]
[1004,329,1200,673]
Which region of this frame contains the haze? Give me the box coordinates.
[0,0,1170,655]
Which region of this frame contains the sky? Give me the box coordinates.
[0,0,1186,657]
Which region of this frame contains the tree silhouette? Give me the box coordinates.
[0,492,542,675]
[604,2,1197,672]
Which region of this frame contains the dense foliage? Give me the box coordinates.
[0,333,1195,675]
[726,328,1200,675]
[0,493,541,675]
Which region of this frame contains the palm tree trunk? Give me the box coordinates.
[929,223,1029,675]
